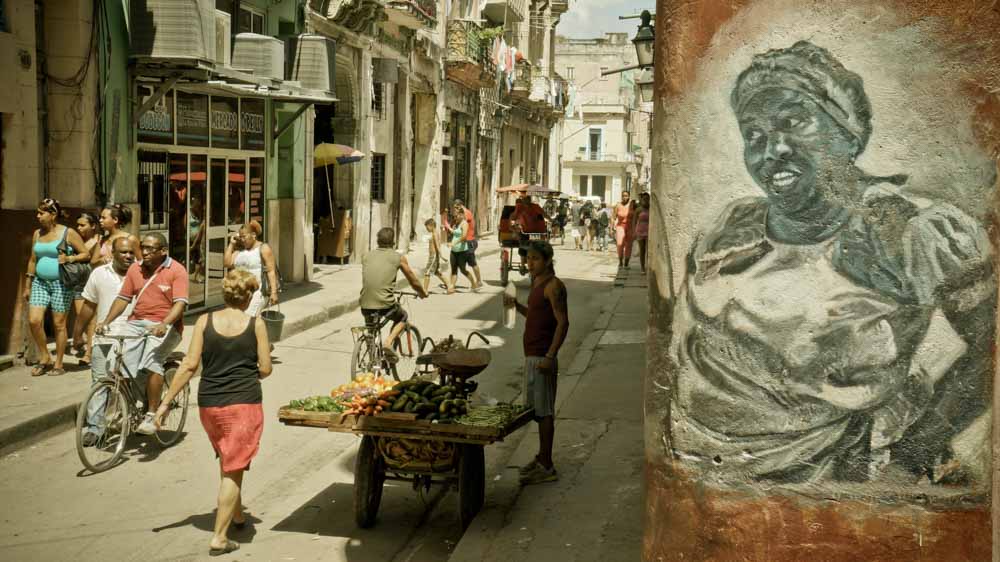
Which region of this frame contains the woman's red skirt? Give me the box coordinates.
[199,403,264,473]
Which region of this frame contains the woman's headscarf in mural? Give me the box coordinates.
[732,41,872,156]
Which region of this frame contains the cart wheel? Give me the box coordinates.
[500,250,510,286]
[458,444,485,530]
[354,436,385,528]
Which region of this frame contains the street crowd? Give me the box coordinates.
[19,190,645,556]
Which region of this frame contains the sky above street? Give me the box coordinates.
[558,0,651,39]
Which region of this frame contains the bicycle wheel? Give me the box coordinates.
[155,365,189,447]
[390,325,422,381]
[351,335,377,378]
[75,381,131,473]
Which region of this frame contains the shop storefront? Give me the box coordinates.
[135,85,268,308]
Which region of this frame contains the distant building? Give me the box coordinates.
[555,33,651,204]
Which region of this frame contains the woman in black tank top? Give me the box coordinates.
[155,270,273,556]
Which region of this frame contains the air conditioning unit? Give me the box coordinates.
[214,10,231,67]
[287,34,337,92]
[130,0,215,62]
[232,33,285,80]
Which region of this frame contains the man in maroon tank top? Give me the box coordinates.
[504,241,569,485]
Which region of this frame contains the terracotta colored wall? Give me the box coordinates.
[646,1,1000,560]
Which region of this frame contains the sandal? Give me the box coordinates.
[48,368,67,377]
[209,540,240,556]
[31,363,51,377]
[78,356,91,368]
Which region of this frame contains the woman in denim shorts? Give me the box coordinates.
[24,199,91,376]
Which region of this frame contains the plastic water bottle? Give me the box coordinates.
[503,281,517,329]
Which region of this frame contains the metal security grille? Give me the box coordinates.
[455,145,469,203]
[138,152,168,228]
[371,154,386,201]
[372,82,385,121]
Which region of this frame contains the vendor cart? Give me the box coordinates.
[497,184,559,286]
[277,348,534,530]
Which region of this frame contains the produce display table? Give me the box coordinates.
[278,404,534,528]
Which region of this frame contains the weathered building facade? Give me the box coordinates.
[555,32,651,203]
[0,0,569,357]
[646,1,999,559]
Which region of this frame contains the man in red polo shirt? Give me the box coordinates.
[97,232,188,435]
[452,199,483,290]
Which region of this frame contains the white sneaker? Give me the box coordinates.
[135,412,157,435]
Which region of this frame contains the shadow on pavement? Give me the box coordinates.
[152,510,262,544]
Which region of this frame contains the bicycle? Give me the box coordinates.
[350,292,428,381]
[74,333,189,473]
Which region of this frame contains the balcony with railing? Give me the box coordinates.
[572,152,636,164]
[483,0,527,23]
[445,19,497,90]
[512,59,533,98]
[385,0,437,29]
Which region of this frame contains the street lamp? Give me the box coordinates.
[637,68,654,103]
[632,10,655,68]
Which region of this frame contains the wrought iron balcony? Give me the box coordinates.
[512,60,533,98]
[445,20,497,90]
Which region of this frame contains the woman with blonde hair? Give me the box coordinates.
[155,269,273,556]
[224,220,278,317]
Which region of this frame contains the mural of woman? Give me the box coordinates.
[668,41,995,484]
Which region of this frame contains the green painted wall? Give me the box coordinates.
[101,0,133,205]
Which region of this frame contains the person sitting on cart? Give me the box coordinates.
[359,228,428,362]
[511,195,548,261]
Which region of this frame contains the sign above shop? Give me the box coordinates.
[241,99,265,151]
[211,97,240,149]
[137,86,174,144]
[176,91,209,147]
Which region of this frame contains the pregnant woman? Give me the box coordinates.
[669,41,995,484]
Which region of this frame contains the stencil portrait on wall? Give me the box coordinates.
[667,41,996,485]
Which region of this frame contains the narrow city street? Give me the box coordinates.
[0,246,630,562]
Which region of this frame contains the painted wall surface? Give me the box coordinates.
[646,1,1000,560]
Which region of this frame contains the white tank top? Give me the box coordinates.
[234,244,263,285]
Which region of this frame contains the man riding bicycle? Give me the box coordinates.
[96,233,188,435]
[360,228,427,361]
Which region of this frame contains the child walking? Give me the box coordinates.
[423,219,452,294]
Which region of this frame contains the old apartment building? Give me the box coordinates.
[0,0,568,355]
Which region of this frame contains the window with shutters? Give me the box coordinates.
[371,154,386,201]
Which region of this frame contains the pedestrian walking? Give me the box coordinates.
[96,233,187,435]
[634,193,651,274]
[503,241,569,485]
[448,209,477,291]
[422,218,452,294]
[580,201,594,251]
[453,199,483,289]
[613,191,634,268]
[155,269,273,557]
[91,204,141,266]
[224,220,278,317]
[76,237,135,446]
[596,205,611,252]
[71,211,100,366]
[24,198,92,377]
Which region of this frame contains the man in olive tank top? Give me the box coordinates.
[360,228,427,355]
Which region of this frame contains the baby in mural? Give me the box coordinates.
[668,41,996,485]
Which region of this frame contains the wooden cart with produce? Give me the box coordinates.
[278,344,534,529]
